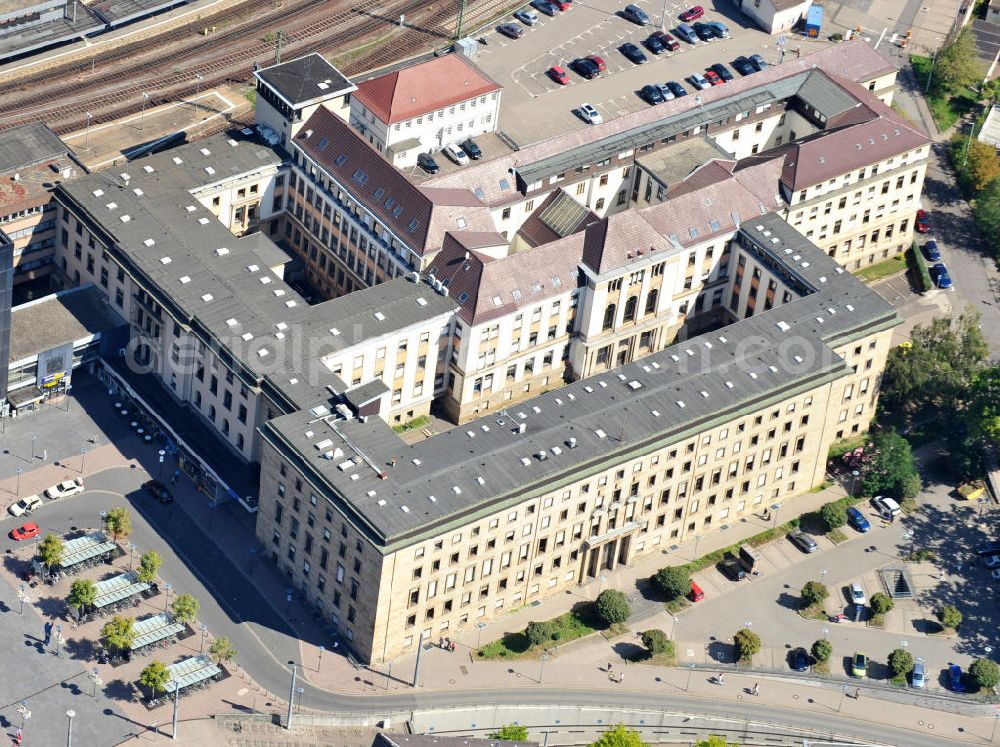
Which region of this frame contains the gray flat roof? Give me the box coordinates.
[92,0,182,25]
[0,10,102,62]
[10,285,126,362]
[255,53,355,108]
[795,71,860,120]
[262,213,897,550]
[0,122,70,174]
[636,136,730,186]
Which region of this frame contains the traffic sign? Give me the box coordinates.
[777,34,786,47]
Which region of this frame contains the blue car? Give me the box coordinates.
[932,262,953,289]
[923,239,941,261]
[950,663,966,692]
[846,506,870,533]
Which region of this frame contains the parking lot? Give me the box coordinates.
[474,0,834,144]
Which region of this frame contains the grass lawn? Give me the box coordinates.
[665,597,690,614]
[911,54,980,131]
[813,659,830,674]
[826,528,848,545]
[801,603,829,621]
[855,254,907,283]
[630,648,677,667]
[392,414,431,433]
[476,606,601,660]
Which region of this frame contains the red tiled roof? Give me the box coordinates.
[353,55,502,125]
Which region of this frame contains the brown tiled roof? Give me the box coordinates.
[353,55,502,125]
[667,159,737,198]
[296,108,493,256]
[428,232,582,325]
[581,211,671,276]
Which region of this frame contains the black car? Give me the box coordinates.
[749,53,769,71]
[978,541,1000,556]
[621,42,648,64]
[719,553,746,581]
[789,647,810,672]
[142,479,174,504]
[788,529,818,554]
[732,56,756,76]
[666,80,687,97]
[692,21,716,41]
[571,57,601,79]
[417,153,440,174]
[460,138,482,160]
[640,84,665,104]
[644,34,667,54]
[497,22,523,39]
[709,63,733,82]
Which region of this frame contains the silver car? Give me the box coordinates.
[689,72,710,90]
[911,657,926,688]
[514,8,538,25]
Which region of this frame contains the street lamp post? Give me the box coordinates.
[17,583,26,614]
[140,92,149,131]
[31,435,36,460]
[128,542,136,571]
[850,470,860,496]
[318,645,324,671]
[171,678,179,740]
[89,667,102,697]
[65,709,75,747]
[15,467,22,496]
[81,448,87,476]
[194,73,204,111]
[822,626,829,641]
[285,662,298,730]
[540,652,549,683]
[55,624,63,657]
[476,621,487,649]
[820,569,827,584]
[164,583,172,613]
[200,623,207,653]
[158,449,166,478]
[294,687,304,714]
[685,662,695,691]
[925,45,941,94]
[85,112,92,151]
[670,615,679,640]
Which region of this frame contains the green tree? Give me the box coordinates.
[596,589,631,626]
[170,594,200,624]
[812,639,833,663]
[859,430,918,500]
[965,139,1000,191]
[101,615,136,656]
[800,580,829,608]
[888,648,914,677]
[973,177,1000,257]
[136,550,161,583]
[938,604,963,630]
[208,635,238,664]
[694,738,738,747]
[652,566,691,601]
[525,620,555,647]
[103,506,132,541]
[970,658,1000,690]
[67,578,97,614]
[37,533,64,570]
[820,501,848,530]
[967,367,1000,445]
[139,660,170,698]
[870,592,894,616]
[935,28,984,91]
[589,724,650,747]
[493,725,529,741]
[641,629,671,654]
[734,628,761,663]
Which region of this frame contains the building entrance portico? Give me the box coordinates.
[580,521,641,580]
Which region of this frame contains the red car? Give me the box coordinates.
[549,65,570,85]
[704,69,723,86]
[679,5,704,21]
[586,54,606,72]
[551,0,571,9]
[651,30,681,51]
[11,522,40,541]
[915,209,931,233]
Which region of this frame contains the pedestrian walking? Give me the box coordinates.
[854,688,860,700]
[752,682,759,696]
[41,449,47,461]
[14,727,22,744]
[717,672,725,685]
[607,662,613,672]
[618,672,624,684]
[43,621,52,645]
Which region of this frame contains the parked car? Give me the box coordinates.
[11,522,40,541]
[498,22,524,38]
[871,495,901,519]
[623,3,650,24]
[675,23,699,44]
[586,54,607,71]
[666,80,688,97]
[985,554,1000,568]
[550,0,571,10]
[977,541,1000,555]
[417,153,440,174]
[850,582,867,607]
[142,479,174,504]
[655,82,676,101]
[571,57,601,79]
[548,65,570,84]
[991,568,1000,580]
[640,84,665,104]
[514,8,539,24]
[719,552,746,581]
[644,34,668,54]
[911,657,926,688]
[846,506,870,533]
[578,103,603,124]
[8,494,42,517]
[689,71,711,90]
[788,529,818,553]
[852,651,868,677]
[931,262,953,289]
[790,647,810,672]
[443,143,469,165]
[679,5,705,21]
[692,22,716,41]
[709,63,733,81]
[949,663,966,692]
[732,56,756,76]
[650,30,680,51]
[531,0,559,16]
[45,478,84,500]
[923,239,941,261]
[621,42,648,64]
[460,138,482,160]
[707,20,730,37]
[749,53,769,71]
[915,208,931,233]
[704,69,723,86]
